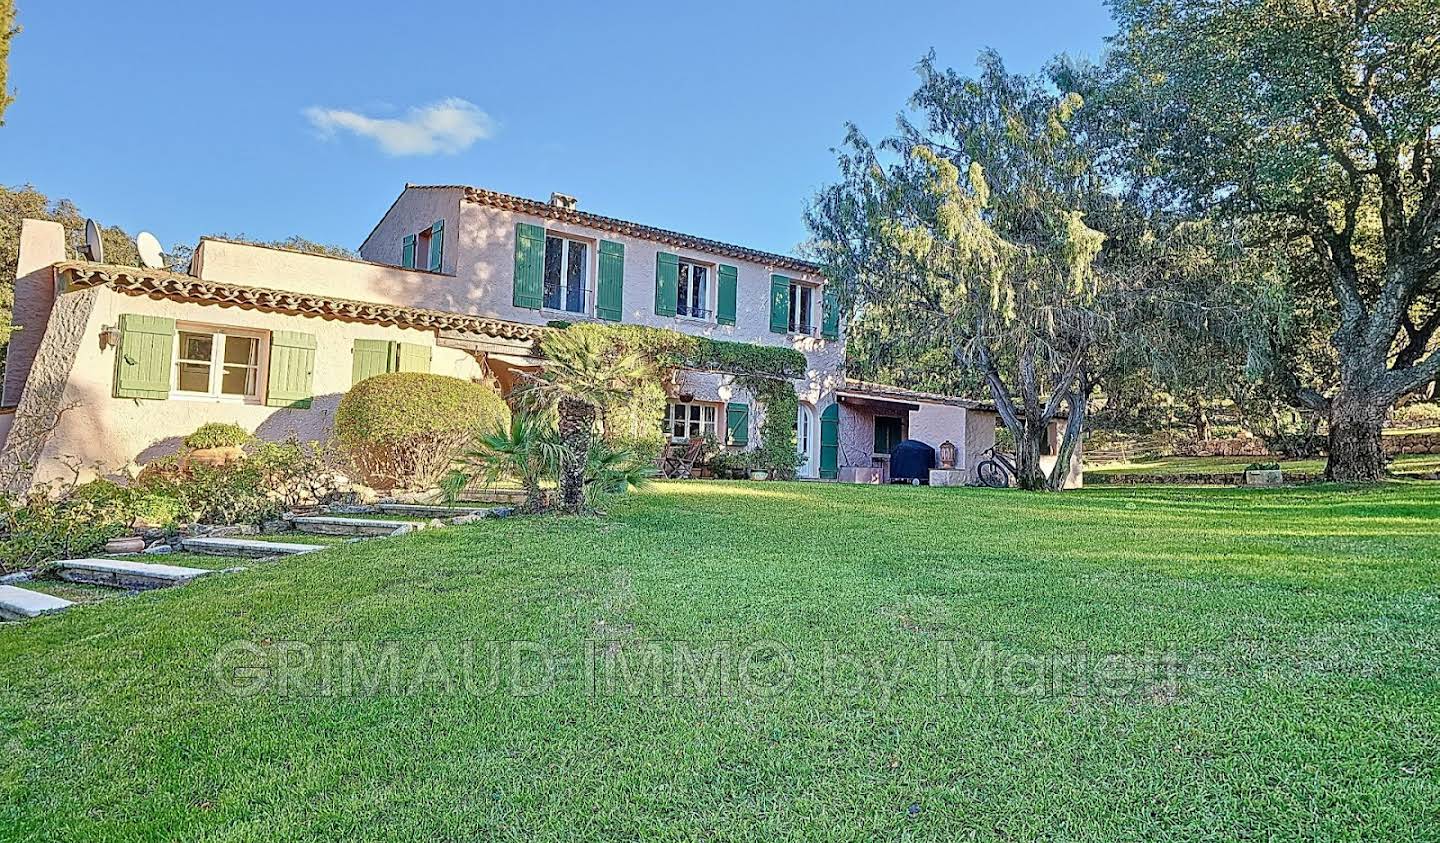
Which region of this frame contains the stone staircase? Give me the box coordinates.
[0,502,503,623]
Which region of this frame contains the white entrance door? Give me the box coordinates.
[796,404,816,477]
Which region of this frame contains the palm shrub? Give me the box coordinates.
[583,442,656,509]
[335,373,509,490]
[452,412,564,513]
[522,330,652,514]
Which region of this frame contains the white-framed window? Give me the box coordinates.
[676,259,712,320]
[664,402,717,442]
[173,325,266,401]
[789,282,816,334]
[543,234,590,314]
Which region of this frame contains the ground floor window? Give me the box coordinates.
[797,404,814,472]
[874,415,904,455]
[174,326,265,400]
[665,402,717,442]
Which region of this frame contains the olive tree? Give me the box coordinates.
[1103,0,1440,480]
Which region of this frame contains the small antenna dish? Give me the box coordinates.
[81,218,106,263]
[136,232,165,269]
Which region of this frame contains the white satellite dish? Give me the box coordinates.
[81,218,105,263]
[136,232,165,269]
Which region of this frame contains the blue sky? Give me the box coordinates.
[1,0,1113,258]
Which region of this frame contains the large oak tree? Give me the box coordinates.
[1103,0,1440,480]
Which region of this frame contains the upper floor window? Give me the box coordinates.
[677,259,711,320]
[789,282,816,334]
[544,234,589,314]
[402,220,444,271]
[174,326,265,401]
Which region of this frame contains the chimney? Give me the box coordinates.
[550,192,578,211]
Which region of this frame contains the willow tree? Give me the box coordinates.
[809,52,1108,491]
[1104,0,1440,481]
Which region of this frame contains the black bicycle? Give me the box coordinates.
[975,447,1016,488]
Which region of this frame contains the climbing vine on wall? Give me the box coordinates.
[736,374,802,477]
[548,321,805,469]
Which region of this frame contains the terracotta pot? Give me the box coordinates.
[185,445,246,468]
[104,536,145,554]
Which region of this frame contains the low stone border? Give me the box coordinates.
[1087,472,1323,486]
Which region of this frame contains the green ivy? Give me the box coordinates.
[550,322,806,469]
[547,322,805,380]
[737,375,802,477]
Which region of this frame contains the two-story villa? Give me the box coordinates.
[0,185,1070,491]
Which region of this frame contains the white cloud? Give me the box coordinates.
[304,98,495,156]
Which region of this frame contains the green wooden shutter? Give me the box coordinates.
[725,402,749,446]
[401,234,417,269]
[395,342,432,373]
[352,338,392,385]
[113,314,175,400]
[717,265,738,326]
[769,275,790,333]
[428,220,444,271]
[821,285,841,339]
[266,330,317,408]
[597,240,625,322]
[655,252,678,316]
[819,403,840,479]
[513,223,545,309]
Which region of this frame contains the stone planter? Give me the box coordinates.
[748,470,770,481]
[1244,469,1284,486]
[185,446,245,468]
[103,536,145,554]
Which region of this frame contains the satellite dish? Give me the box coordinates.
[81,218,105,263]
[136,232,165,269]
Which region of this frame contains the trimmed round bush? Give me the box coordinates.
[184,422,254,449]
[335,373,510,490]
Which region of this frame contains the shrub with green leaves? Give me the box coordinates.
[0,479,183,573]
[183,423,254,449]
[336,373,509,490]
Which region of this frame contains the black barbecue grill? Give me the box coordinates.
[888,439,936,483]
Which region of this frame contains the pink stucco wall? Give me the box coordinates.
[357,189,846,402]
[4,220,65,408]
[27,285,486,486]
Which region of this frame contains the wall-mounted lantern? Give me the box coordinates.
[938,439,958,469]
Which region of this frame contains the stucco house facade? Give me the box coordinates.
[0,185,1077,490]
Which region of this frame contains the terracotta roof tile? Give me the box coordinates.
[408,185,821,275]
[55,262,546,343]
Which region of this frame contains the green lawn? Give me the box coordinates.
[2,482,1438,840]
[1088,453,1440,476]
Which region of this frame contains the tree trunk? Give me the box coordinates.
[1325,387,1388,482]
[1013,422,1047,491]
[557,397,596,513]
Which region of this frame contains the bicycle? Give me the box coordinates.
[974,447,1016,488]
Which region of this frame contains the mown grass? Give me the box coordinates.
[1,481,1437,840]
[1088,453,1440,475]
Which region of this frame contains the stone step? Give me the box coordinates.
[290,515,422,536]
[457,488,527,504]
[376,503,490,519]
[0,585,75,620]
[180,537,324,558]
[52,558,214,591]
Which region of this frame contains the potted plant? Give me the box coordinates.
[182,423,254,468]
[1243,462,1284,486]
[709,450,753,480]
